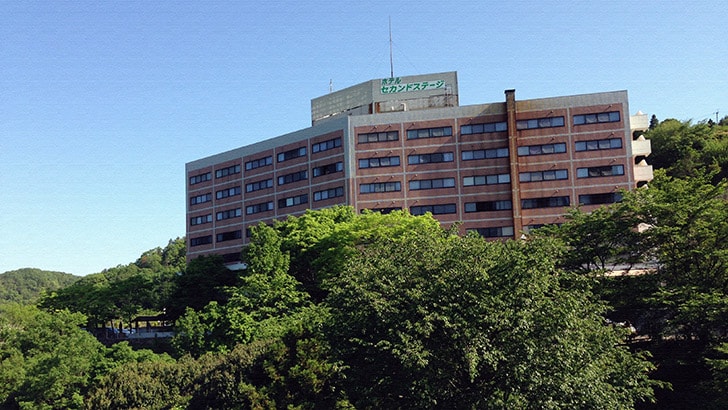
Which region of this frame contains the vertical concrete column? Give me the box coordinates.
[505,89,523,237]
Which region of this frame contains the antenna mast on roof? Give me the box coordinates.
[389,16,394,78]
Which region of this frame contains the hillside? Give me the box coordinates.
[0,268,81,304]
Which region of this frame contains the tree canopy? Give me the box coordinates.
[0,268,80,305]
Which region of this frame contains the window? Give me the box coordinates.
[464,200,512,213]
[277,147,306,162]
[360,181,401,194]
[278,193,308,208]
[216,230,242,242]
[409,178,455,191]
[575,138,623,152]
[359,156,400,169]
[190,214,212,226]
[407,126,453,140]
[366,207,401,214]
[410,204,457,216]
[189,172,211,185]
[461,121,507,135]
[314,186,344,201]
[517,143,567,156]
[312,137,342,153]
[246,178,273,193]
[519,169,568,182]
[216,186,241,200]
[313,161,343,177]
[516,116,565,130]
[407,152,454,165]
[278,170,307,185]
[358,130,399,144]
[190,235,212,246]
[521,196,570,209]
[216,208,242,221]
[463,173,510,187]
[215,164,241,178]
[577,165,625,178]
[471,226,514,238]
[461,148,509,160]
[190,193,212,205]
[245,155,273,171]
[579,192,622,205]
[574,111,620,125]
[246,201,274,215]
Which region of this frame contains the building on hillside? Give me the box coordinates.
[185,71,652,268]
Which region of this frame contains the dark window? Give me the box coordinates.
[461,121,507,135]
[516,116,565,130]
[407,126,453,140]
[245,156,273,171]
[190,214,212,225]
[360,181,401,194]
[574,111,621,125]
[190,193,212,205]
[312,137,342,153]
[216,230,242,242]
[190,235,213,246]
[461,148,509,160]
[409,178,455,190]
[313,161,343,177]
[410,204,457,215]
[278,194,308,209]
[471,226,514,238]
[246,178,273,193]
[579,192,622,205]
[216,186,241,200]
[358,130,399,144]
[407,152,454,165]
[577,165,625,178]
[517,143,567,156]
[277,147,307,162]
[314,187,344,201]
[246,202,274,215]
[215,164,241,178]
[463,174,510,187]
[359,156,400,169]
[464,200,512,213]
[521,196,570,209]
[278,170,308,185]
[519,169,568,182]
[575,138,623,152]
[189,172,211,185]
[216,208,242,221]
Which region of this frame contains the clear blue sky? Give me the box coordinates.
[1,1,726,275]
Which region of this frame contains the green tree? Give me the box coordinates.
[173,224,316,356]
[0,304,107,409]
[325,227,657,408]
[0,269,80,305]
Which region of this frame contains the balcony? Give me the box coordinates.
[634,159,654,182]
[631,136,652,157]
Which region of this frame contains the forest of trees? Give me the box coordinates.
[1,117,727,409]
[0,269,79,305]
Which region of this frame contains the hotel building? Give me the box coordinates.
[186,71,653,266]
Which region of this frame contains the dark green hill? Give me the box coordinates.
[0,268,81,304]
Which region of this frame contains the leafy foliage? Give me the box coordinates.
[40,238,186,330]
[325,229,657,408]
[646,118,728,182]
[0,268,80,305]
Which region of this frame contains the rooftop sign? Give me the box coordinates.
[380,77,445,94]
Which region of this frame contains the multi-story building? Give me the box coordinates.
[186,71,652,267]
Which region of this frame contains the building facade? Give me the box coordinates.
[186,71,652,267]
